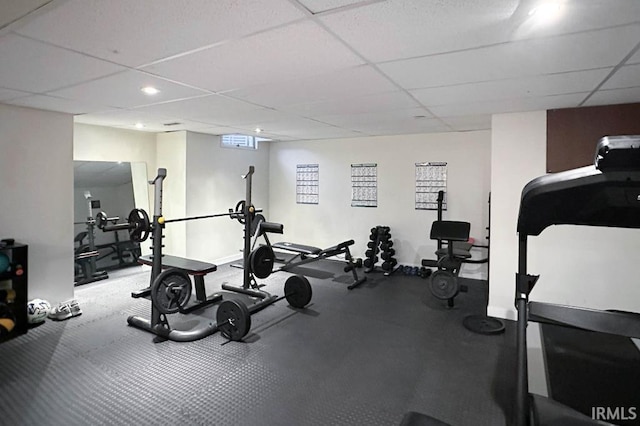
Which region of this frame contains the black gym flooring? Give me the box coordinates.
[0,260,516,425]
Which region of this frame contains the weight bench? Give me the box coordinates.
[133,254,222,313]
[271,239,367,289]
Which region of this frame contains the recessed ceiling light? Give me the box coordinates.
[255,127,262,133]
[140,86,160,95]
[134,123,145,129]
[528,2,562,21]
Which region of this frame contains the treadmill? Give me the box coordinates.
[515,135,640,426]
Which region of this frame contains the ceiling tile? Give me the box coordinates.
[143,20,364,92]
[321,0,640,62]
[317,107,434,128]
[4,94,111,115]
[13,0,306,67]
[429,92,588,117]
[133,94,289,126]
[320,0,517,62]
[224,65,399,108]
[74,109,168,129]
[354,118,450,136]
[0,87,30,101]
[288,90,420,117]
[234,122,364,140]
[0,0,52,29]
[296,0,375,14]
[601,64,640,90]
[439,115,492,132]
[192,126,250,136]
[379,26,640,90]
[628,47,640,64]
[584,87,640,107]
[113,118,214,133]
[0,34,125,92]
[411,68,611,106]
[238,116,338,132]
[49,70,210,109]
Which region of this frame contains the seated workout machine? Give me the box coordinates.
[422,219,471,307]
[247,218,366,289]
[513,135,640,425]
[103,166,313,342]
[422,191,490,307]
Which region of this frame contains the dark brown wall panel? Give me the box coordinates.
[547,103,640,173]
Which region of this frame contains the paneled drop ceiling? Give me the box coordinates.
[0,0,639,141]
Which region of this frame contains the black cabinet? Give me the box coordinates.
[0,242,28,342]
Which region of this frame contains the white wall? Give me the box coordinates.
[184,132,271,263]
[268,131,491,271]
[488,111,640,319]
[488,111,547,319]
[0,104,74,304]
[156,131,188,257]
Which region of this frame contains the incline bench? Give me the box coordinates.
[271,239,367,290]
[133,254,222,313]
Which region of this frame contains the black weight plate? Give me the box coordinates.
[234,200,246,224]
[217,299,251,341]
[150,269,192,314]
[128,208,150,242]
[250,245,274,279]
[463,315,505,335]
[284,275,312,308]
[429,270,459,300]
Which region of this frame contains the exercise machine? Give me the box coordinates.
[247,216,366,290]
[107,166,313,342]
[421,191,489,307]
[514,135,640,425]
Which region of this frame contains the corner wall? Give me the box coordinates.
[268,131,491,272]
[488,111,640,319]
[0,104,74,304]
[488,111,546,319]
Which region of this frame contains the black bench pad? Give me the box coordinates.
[272,242,322,255]
[139,255,217,274]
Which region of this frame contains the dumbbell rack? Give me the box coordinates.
[363,226,397,276]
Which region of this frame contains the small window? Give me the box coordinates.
[221,134,270,150]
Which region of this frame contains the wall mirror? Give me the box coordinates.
[73,161,149,285]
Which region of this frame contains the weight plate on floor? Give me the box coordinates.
[150,269,192,314]
[429,270,459,300]
[284,275,312,308]
[249,245,275,279]
[128,208,150,242]
[217,299,251,341]
[463,315,505,335]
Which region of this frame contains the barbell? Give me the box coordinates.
[101,201,260,242]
